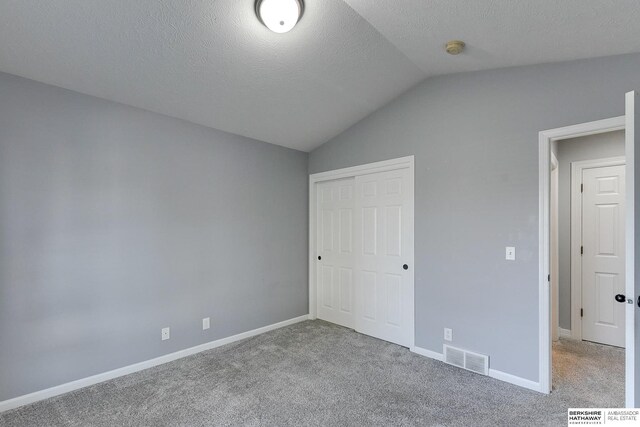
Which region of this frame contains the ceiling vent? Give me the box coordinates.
[443,344,489,376]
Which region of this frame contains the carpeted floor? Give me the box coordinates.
[0,320,625,426]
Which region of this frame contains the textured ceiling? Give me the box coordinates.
[0,1,639,151]
[343,0,640,76]
[0,0,425,151]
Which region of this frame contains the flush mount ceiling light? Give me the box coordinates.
[256,0,304,34]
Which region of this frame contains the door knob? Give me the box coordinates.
[318,256,321,261]
[403,264,409,270]
[615,294,626,303]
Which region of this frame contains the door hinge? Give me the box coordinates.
[548,274,550,282]
[581,183,583,193]
[581,246,583,255]
[581,308,583,317]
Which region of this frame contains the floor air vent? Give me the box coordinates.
[443,345,489,375]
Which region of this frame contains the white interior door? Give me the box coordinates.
[626,90,639,407]
[316,178,355,328]
[354,168,414,347]
[582,164,626,347]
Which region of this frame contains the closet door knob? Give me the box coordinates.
[403,264,408,270]
[318,256,322,261]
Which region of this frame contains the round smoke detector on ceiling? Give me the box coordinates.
[445,40,466,55]
[256,0,304,34]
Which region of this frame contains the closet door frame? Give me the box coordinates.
[309,156,414,348]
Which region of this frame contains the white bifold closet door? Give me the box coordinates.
[316,167,413,347]
[354,168,413,347]
[316,178,356,329]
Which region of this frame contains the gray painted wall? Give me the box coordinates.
[309,53,640,382]
[0,72,308,401]
[556,131,625,330]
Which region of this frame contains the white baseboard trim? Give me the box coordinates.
[559,328,572,338]
[410,345,443,361]
[488,368,541,392]
[0,314,309,413]
[410,345,542,393]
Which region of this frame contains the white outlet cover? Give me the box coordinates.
[444,328,453,341]
[161,327,170,341]
[202,317,210,330]
[505,246,516,261]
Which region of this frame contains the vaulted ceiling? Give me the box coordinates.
[1,1,639,151]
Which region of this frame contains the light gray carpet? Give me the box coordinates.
[0,320,625,426]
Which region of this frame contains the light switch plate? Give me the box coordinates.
[202,317,210,330]
[506,246,516,261]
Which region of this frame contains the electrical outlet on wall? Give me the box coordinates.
[161,327,170,341]
[444,328,453,342]
[202,317,210,330]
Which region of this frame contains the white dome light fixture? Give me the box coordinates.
[256,0,304,34]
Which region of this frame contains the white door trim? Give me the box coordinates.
[308,156,415,348]
[551,151,559,342]
[538,116,625,395]
[570,157,626,341]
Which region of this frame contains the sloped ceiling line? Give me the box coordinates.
[0,0,638,151]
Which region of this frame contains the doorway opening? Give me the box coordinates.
[539,111,637,406]
[550,129,626,405]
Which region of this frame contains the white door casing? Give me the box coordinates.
[316,178,356,328]
[581,164,626,347]
[551,153,559,342]
[353,168,414,347]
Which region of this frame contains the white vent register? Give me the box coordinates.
[443,345,489,376]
